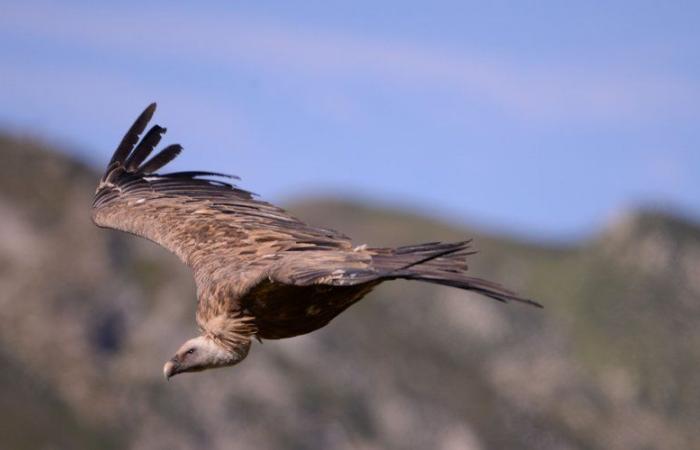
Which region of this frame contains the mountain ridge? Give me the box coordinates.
[1,133,697,449]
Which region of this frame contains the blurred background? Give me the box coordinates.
[1,1,699,449]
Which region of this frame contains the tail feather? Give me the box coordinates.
[371,241,542,308]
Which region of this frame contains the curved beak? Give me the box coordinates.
[163,359,179,380]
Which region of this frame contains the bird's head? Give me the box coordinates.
[163,334,250,380]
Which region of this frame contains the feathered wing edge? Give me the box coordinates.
[296,241,542,308]
[93,103,352,254]
[372,241,543,308]
[99,103,238,185]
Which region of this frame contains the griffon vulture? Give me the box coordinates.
[92,104,540,380]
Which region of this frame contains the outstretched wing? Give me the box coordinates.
[92,104,353,295]
[268,241,542,307]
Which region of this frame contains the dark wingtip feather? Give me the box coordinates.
[161,171,241,180]
[139,144,183,174]
[107,103,157,170]
[464,277,544,308]
[382,241,543,309]
[468,282,543,309]
[525,299,544,308]
[125,125,167,171]
[396,241,473,271]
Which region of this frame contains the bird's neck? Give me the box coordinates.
[200,314,257,354]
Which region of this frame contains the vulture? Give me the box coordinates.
[92,104,541,380]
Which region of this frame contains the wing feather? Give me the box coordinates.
[139,144,183,174]
[106,103,156,174]
[92,105,353,306]
[124,125,166,171]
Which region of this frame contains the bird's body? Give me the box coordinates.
[92,104,540,379]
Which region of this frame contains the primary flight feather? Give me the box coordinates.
[92,104,541,380]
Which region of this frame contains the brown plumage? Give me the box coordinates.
[92,104,541,379]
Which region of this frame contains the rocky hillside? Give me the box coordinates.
[0,133,698,449]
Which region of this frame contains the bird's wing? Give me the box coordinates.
[266,241,540,307]
[269,249,379,286]
[92,104,353,303]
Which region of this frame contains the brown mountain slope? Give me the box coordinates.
[0,133,698,449]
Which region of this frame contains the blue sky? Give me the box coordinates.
[1,1,698,241]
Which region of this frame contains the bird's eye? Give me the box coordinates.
[186,348,196,355]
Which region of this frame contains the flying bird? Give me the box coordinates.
[92,104,541,380]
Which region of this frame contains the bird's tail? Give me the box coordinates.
[370,241,542,308]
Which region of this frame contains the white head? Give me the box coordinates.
[163,335,250,379]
